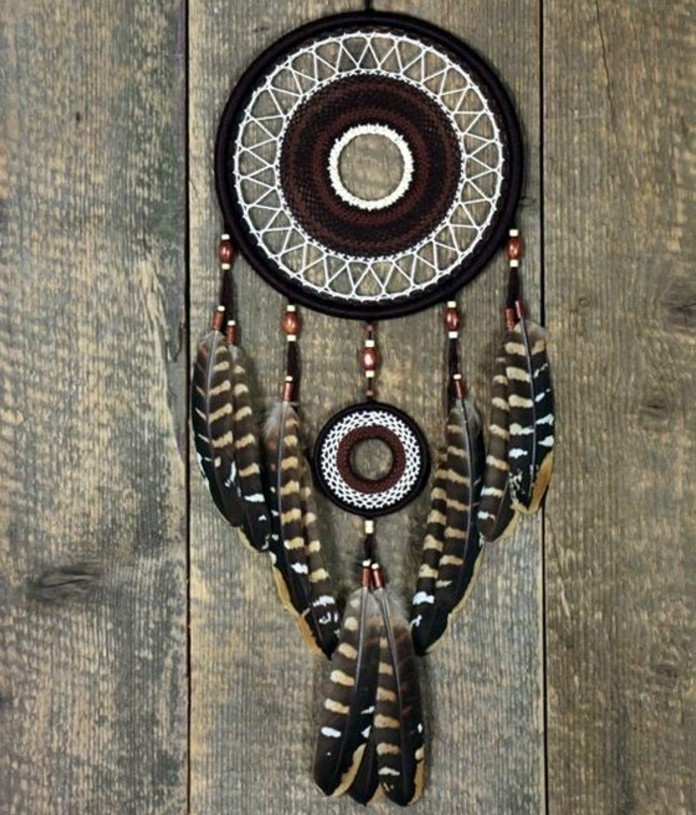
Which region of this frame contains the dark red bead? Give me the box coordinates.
[444,306,460,332]
[507,235,522,260]
[282,308,300,336]
[361,346,379,371]
[218,239,234,264]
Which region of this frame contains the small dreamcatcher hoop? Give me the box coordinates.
[193,6,554,808]
[215,11,523,319]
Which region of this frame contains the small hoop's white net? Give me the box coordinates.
[234,28,507,304]
[318,408,425,513]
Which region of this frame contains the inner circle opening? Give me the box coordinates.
[328,123,414,211]
[349,437,395,482]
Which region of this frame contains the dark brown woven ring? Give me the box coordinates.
[337,424,407,494]
[281,74,461,257]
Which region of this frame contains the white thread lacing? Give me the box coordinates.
[233,29,506,304]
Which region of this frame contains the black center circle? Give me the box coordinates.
[280,74,461,257]
[313,401,430,517]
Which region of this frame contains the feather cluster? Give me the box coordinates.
[314,562,425,807]
[411,396,485,655]
[477,317,554,539]
[191,319,271,551]
[264,400,340,658]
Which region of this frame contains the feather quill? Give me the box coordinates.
[264,400,337,657]
[313,574,382,797]
[505,319,554,513]
[373,569,425,806]
[191,326,249,534]
[477,351,519,541]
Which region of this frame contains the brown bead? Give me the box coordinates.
[504,306,517,330]
[444,305,460,332]
[281,377,295,402]
[225,320,237,346]
[361,346,379,372]
[452,376,466,400]
[210,306,225,331]
[507,235,522,260]
[282,308,300,337]
[218,238,234,265]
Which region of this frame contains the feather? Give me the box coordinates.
[434,397,485,613]
[411,397,485,655]
[299,458,340,655]
[505,319,554,513]
[313,577,382,797]
[347,731,382,806]
[373,574,425,806]
[264,400,337,657]
[410,457,449,656]
[226,343,271,550]
[477,351,519,541]
[191,327,249,534]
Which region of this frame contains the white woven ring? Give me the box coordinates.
[317,408,424,513]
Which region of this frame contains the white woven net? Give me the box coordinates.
[234,28,507,304]
[317,408,425,513]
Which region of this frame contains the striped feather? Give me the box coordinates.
[264,401,337,657]
[505,320,555,513]
[435,398,485,614]
[373,582,425,806]
[191,328,248,533]
[410,457,449,656]
[313,583,381,797]
[299,459,340,655]
[477,352,519,541]
[411,398,485,655]
[226,343,271,551]
[347,731,382,806]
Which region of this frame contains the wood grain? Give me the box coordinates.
[0,2,188,814]
[544,1,696,813]
[3,0,692,813]
[188,1,543,813]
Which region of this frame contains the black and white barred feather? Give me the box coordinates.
[264,401,339,657]
[411,397,485,654]
[373,573,425,806]
[478,351,519,541]
[313,576,381,797]
[191,325,248,533]
[505,319,554,513]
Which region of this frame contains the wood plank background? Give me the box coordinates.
[1,1,693,814]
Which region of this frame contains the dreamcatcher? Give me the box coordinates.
[192,6,554,807]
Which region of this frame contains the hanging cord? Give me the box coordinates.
[364,0,374,11]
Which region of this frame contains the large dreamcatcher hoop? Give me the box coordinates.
[215,11,523,319]
[193,7,553,808]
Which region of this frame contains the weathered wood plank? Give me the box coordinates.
[0,2,188,814]
[544,1,696,813]
[189,1,543,813]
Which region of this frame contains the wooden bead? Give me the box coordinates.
[218,238,234,264]
[507,235,522,260]
[282,307,300,337]
[210,306,225,331]
[444,305,460,332]
[361,345,379,371]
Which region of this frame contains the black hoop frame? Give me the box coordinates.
[215,10,524,320]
